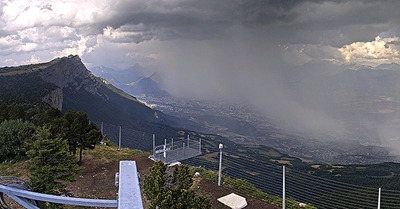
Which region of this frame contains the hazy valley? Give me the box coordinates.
[91,62,400,164]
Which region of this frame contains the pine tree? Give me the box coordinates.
[27,128,81,197]
[143,161,167,208]
[63,110,102,164]
[143,161,211,209]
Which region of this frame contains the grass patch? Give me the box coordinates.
[270,159,293,166]
[198,153,219,163]
[83,145,144,161]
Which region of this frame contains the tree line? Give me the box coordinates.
[0,103,103,208]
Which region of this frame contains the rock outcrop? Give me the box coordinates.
[42,88,63,110]
[39,55,101,96]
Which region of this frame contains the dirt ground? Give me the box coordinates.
[66,153,154,208]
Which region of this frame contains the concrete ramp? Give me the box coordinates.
[217,193,248,209]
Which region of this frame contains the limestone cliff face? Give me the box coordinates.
[42,88,63,110]
[39,55,101,94]
[39,55,105,109]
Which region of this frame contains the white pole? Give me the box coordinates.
[199,139,202,154]
[172,138,174,148]
[153,134,155,152]
[163,139,167,159]
[378,187,381,209]
[118,126,121,150]
[187,134,190,148]
[282,165,285,209]
[218,144,223,186]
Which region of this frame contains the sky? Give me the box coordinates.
[0,0,398,69]
[1,0,400,137]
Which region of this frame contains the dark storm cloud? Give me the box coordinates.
[93,0,400,47]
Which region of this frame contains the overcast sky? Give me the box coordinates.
[1,0,400,136]
[1,0,399,95]
[0,0,398,68]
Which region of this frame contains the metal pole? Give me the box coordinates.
[153,134,155,152]
[118,126,121,150]
[101,122,104,135]
[218,144,223,186]
[164,139,167,159]
[199,139,202,154]
[187,134,190,148]
[172,138,174,148]
[282,165,285,209]
[378,187,381,209]
[183,143,185,157]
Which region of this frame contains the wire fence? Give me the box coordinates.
[184,150,400,209]
[87,121,400,208]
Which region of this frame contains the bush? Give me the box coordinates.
[0,119,35,162]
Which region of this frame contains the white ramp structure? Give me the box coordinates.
[118,161,143,209]
[0,161,143,209]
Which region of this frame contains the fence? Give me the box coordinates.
[183,150,400,209]
[152,136,202,164]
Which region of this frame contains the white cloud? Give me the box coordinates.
[1,0,110,31]
[29,54,40,63]
[51,35,90,57]
[339,36,400,66]
[17,42,37,52]
[3,58,17,65]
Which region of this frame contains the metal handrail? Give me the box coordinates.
[0,185,117,208]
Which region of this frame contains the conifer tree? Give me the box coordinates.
[143,161,167,208]
[143,161,211,209]
[27,128,81,197]
[63,110,102,164]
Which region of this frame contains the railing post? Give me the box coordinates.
[163,139,167,159]
[378,187,381,209]
[282,165,285,209]
[199,139,202,154]
[152,134,155,153]
[218,144,223,186]
[118,126,122,150]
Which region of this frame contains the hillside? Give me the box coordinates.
[0,55,189,150]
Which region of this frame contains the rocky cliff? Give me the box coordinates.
[0,55,184,150]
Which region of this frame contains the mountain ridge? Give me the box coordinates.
[0,55,183,149]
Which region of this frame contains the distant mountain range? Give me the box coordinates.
[90,65,170,98]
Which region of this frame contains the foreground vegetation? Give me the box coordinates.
[143,161,212,209]
[0,103,103,208]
